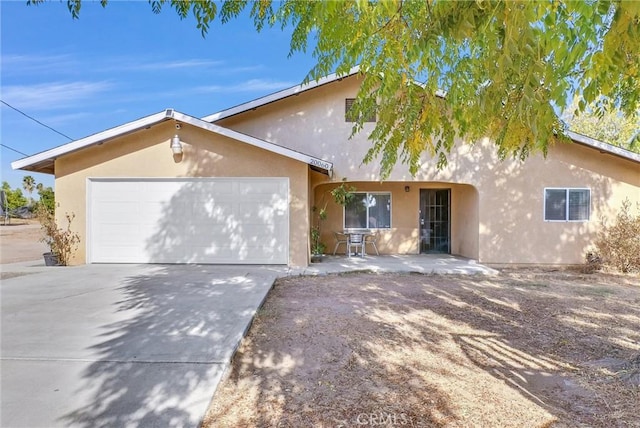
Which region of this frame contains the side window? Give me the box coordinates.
[544,188,590,221]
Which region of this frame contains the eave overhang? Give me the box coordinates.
[11,109,334,176]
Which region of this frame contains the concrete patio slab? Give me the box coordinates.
[287,254,499,276]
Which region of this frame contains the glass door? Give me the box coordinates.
[419,189,451,254]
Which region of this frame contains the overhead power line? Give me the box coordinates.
[0,99,74,141]
[0,143,29,157]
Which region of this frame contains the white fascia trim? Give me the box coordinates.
[170,111,333,174]
[11,108,333,175]
[567,130,640,163]
[11,110,173,170]
[202,66,361,122]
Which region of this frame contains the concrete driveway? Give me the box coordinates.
[1,264,278,428]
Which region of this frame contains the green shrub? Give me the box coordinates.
[591,199,640,273]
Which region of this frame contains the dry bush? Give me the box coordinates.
[36,204,80,266]
[591,199,640,273]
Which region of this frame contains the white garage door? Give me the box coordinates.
[88,178,289,264]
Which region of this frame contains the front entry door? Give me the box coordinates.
[420,189,451,254]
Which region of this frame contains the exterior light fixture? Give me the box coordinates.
[404,185,410,192]
[170,134,183,155]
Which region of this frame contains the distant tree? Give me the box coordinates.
[565,98,640,153]
[36,185,55,215]
[1,182,28,211]
[22,175,36,195]
[22,175,38,206]
[29,0,640,177]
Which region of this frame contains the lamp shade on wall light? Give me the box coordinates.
[404,185,410,192]
[170,135,183,155]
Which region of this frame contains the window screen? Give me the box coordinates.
[545,189,567,220]
[568,189,590,220]
[544,188,590,221]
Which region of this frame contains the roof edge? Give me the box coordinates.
[11,110,174,172]
[11,109,333,176]
[202,66,361,123]
[170,112,333,175]
[567,130,640,164]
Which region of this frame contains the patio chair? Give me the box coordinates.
[364,232,379,256]
[347,233,364,257]
[333,231,349,255]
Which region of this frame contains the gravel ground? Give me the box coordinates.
[0,221,48,265]
[204,269,640,428]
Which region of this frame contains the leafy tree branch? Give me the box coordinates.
[28,0,640,177]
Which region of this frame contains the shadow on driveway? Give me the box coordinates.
[1,264,276,427]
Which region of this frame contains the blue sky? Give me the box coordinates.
[1,1,316,191]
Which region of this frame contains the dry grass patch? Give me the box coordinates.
[203,269,640,427]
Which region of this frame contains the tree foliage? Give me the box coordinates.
[37,185,56,215]
[18,175,56,213]
[1,181,28,211]
[22,175,36,194]
[564,97,640,153]
[30,0,640,177]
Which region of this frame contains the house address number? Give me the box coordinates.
[309,158,332,170]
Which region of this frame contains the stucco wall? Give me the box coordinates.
[218,77,639,265]
[475,141,639,264]
[55,121,309,266]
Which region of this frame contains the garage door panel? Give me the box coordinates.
[238,180,281,195]
[241,224,281,238]
[201,207,236,221]
[94,224,143,242]
[237,203,286,222]
[96,182,140,199]
[94,200,140,217]
[89,178,289,264]
[92,245,147,263]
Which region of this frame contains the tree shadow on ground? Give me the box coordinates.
[60,265,270,427]
[207,275,458,427]
[205,271,640,427]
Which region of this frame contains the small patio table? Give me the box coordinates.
[343,230,372,257]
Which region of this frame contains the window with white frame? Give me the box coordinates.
[544,188,590,221]
[345,192,391,229]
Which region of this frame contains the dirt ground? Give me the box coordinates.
[0,220,48,265]
[204,269,640,428]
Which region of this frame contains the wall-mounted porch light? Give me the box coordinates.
[404,185,410,192]
[170,134,183,155]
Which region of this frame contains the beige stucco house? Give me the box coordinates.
[12,70,640,267]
